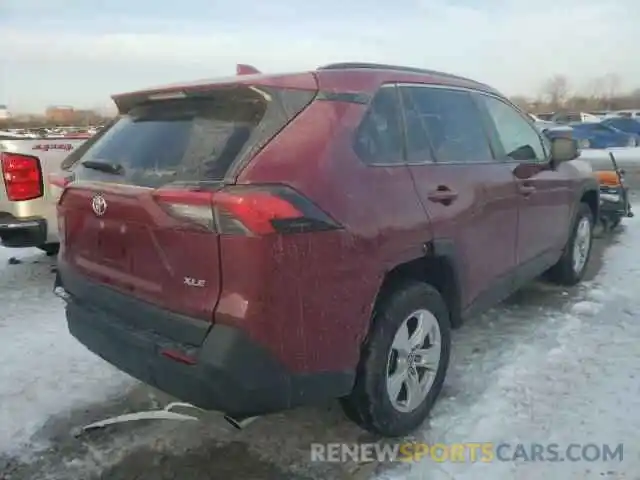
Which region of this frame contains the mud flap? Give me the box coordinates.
[73,402,203,437]
[53,272,71,302]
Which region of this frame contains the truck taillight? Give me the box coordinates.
[152,185,340,235]
[49,173,72,205]
[1,152,43,201]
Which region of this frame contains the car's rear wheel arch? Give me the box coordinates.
[370,242,463,333]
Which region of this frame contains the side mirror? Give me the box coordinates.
[550,137,579,164]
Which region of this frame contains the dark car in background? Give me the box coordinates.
[552,112,601,124]
[601,117,640,136]
[568,122,638,149]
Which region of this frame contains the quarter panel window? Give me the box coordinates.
[354,86,404,165]
[400,86,494,164]
[479,95,546,162]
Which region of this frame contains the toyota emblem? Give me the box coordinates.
[91,194,107,216]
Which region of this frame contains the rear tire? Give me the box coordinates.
[340,282,451,437]
[38,244,60,256]
[547,203,593,285]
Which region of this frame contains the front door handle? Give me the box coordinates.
[427,186,458,205]
[518,183,536,196]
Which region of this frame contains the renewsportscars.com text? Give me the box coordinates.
[310,442,624,463]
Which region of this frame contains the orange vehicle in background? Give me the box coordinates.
[596,170,622,186]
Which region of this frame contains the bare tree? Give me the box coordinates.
[541,75,570,110]
[602,73,621,109]
[510,95,531,110]
[584,77,606,110]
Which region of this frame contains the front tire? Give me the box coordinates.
[547,203,594,285]
[341,282,451,437]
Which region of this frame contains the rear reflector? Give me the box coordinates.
[152,184,340,235]
[160,348,197,365]
[1,152,43,201]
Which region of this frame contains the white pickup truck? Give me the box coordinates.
[0,134,87,254]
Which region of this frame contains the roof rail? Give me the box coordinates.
[317,62,489,88]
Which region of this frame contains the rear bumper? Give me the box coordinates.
[57,262,354,416]
[0,213,48,247]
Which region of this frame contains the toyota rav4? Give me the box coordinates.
[53,63,599,437]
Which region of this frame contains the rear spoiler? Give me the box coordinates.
[236,64,261,75]
[112,64,325,114]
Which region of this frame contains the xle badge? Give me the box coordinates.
[184,277,206,288]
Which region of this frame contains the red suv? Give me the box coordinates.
[54,63,599,437]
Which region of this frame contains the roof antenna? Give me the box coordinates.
[236,64,261,75]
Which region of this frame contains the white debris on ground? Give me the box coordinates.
[378,218,640,479]
[0,247,134,458]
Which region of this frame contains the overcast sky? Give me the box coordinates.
[1,0,639,113]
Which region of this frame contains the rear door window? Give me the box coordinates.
[69,86,314,188]
[400,86,494,163]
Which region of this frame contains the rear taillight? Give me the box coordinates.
[153,184,340,235]
[48,172,72,205]
[1,152,43,201]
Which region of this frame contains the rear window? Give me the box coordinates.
[401,86,494,164]
[67,86,314,188]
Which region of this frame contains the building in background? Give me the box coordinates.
[45,105,75,124]
[74,109,105,125]
[0,105,9,120]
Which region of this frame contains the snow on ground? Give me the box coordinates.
[1,215,640,479]
[0,247,134,458]
[378,219,640,480]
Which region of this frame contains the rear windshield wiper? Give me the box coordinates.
[81,160,124,175]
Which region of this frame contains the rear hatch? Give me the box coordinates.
[58,83,316,328]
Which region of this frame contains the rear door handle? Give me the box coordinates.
[427,187,458,204]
